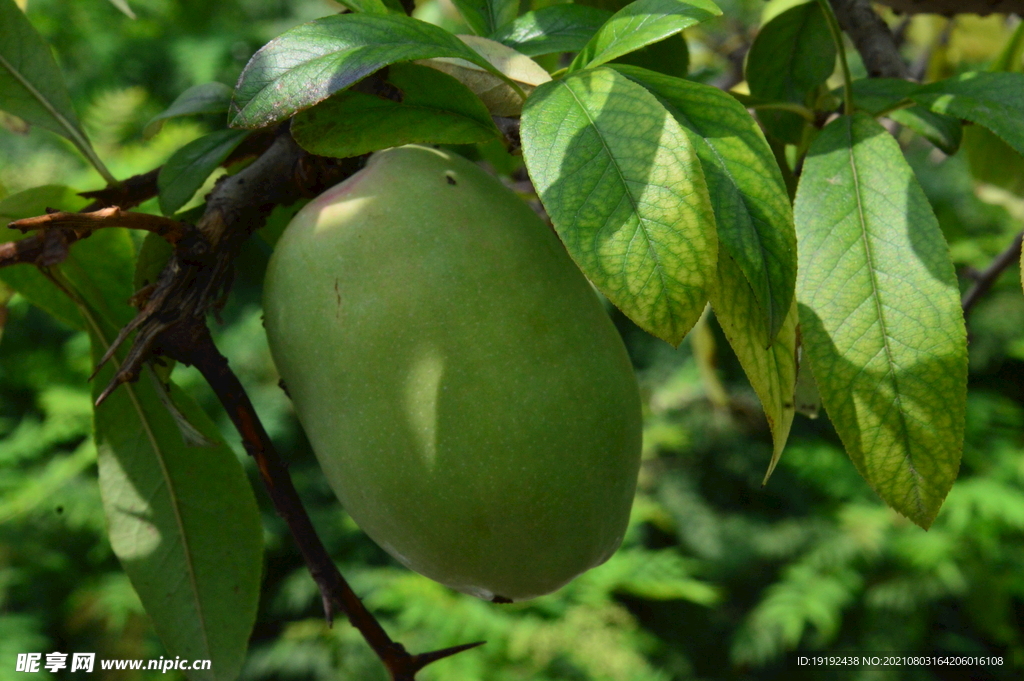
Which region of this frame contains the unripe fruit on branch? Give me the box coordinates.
[263,145,642,602]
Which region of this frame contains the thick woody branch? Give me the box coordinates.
[91,129,363,401]
[158,319,484,680]
[962,231,1024,315]
[876,0,1024,15]
[829,0,910,79]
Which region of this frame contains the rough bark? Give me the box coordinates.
[876,0,1024,15]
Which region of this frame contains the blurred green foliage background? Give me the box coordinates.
[2,1,1024,679]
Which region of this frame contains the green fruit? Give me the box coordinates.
[263,145,642,601]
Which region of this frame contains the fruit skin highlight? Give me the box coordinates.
[263,145,642,602]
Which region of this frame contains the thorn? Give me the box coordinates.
[407,641,486,672]
[95,375,123,407]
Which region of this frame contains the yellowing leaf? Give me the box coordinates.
[795,114,967,529]
[418,35,550,116]
[522,67,717,345]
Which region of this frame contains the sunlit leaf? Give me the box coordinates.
[230,13,519,128]
[848,78,962,155]
[568,0,720,73]
[794,114,967,528]
[418,35,551,116]
[614,65,796,346]
[910,72,1024,158]
[522,66,717,345]
[491,5,611,57]
[712,261,798,485]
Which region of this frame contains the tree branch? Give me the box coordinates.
[1,130,278,272]
[86,129,364,401]
[9,207,190,244]
[829,0,910,79]
[156,319,483,680]
[4,121,485,677]
[962,231,1024,315]
[876,0,1024,15]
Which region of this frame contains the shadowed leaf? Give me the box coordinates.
[794,114,967,528]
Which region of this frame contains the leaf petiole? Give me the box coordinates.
[815,0,853,117]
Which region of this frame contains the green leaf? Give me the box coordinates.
[793,339,821,419]
[491,5,612,57]
[522,66,717,345]
[158,129,250,216]
[910,72,1024,158]
[711,265,797,485]
[417,35,551,117]
[452,0,518,36]
[888,107,962,156]
[49,225,263,681]
[848,78,962,155]
[0,185,89,328]
[0,0,114,183]
[612,33,688,79]
[91,353,263,681]
[961,23,1024,194]
[144,82,233,137]
[291,63,498,159]
[230,14,519,129]
[964,125,1024,195]
[336,0,392,14]
[567,0,720,73]
[794,114,967,529]
[745,1,835,144]
[614,66,796,346]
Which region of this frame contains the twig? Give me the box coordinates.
[9,207,190,243]
[828,0,910,79]
[0,229,74,268]
[79,167,162,210]
[156,319,484,680]
[962,231,1024,315]
[875,0,1024,15]
[0,130,278,272]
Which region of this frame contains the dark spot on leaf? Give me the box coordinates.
[491,594,513,604]
[55,506,64,514]
[445,172,457,186]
